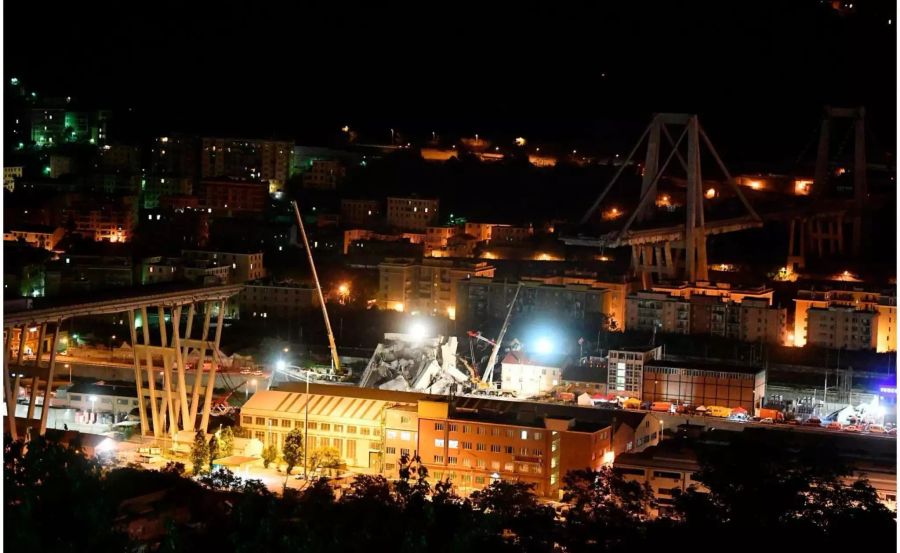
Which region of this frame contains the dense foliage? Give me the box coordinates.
[4,436,895,552]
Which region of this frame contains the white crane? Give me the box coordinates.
[479,283,522,386]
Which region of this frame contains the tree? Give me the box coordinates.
[560,467,655,552]
[282,428,303,475]
[208,433,220,472]
[199,467,244,492]
[190,430,209,475]
[261,444,278,469]
[308,446,343,475]
[219,425,235,457]
[394,452,431,509]
[470,480,557,552]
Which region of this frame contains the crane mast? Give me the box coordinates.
[481,283,522,386]
[291,201,342,374]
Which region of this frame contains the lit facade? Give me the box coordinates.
[794,286,896,352]
[377,258,495,317]
[425,226,458,254]
[607,346,663,398]
[386,197,439,230]
[500,351,562,398]
[4,166,22,192]
[181,250,265,284]
[201,178,268,214]
[201,137,292,186]
[3,225,65,251]
[806,307,879,351]
[642,360,766,413]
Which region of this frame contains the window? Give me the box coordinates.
[320,437,330,447]
[387,430,398,439]
[386,463,395,471]
[491,444,501,453]
[448,440,459,449]
[491,428,500,436]
[505,446,514,454]
[308,422,318,430]
[386,447,397,455]
[435,422,444,431]
[476,459,486,469]
[463,458,472,467]
[532,449,543,456]
[476,443,486,451]
[520,447,528,455]
[615,468,646,476]
[476,426,485,435]
[506,429,515,438]
[475,476,485,484]
[654,471,682,480]
[255,431,265,441]
[491,461,501,470]
[400,431,411,441]
[504,462,514,472]
[334,425,344,433]
[400,448,410,457]
[449,423,458,432]
[320,423,331,431]
[448,456,458,465]
[347,440,356,459]
[462,441,472,450]
[435,439,445,447]
[333,438,343,453]
[281,419,291,428]
[463,425,471,433]
[347,426,357,434]
[520,430,528,440]
[434,455,444,463]
[533,432,543,440]
[255,417,265,425]
[360,427,370,436]
[242,416,252,424]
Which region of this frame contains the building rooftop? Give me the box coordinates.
[65,381,138,397]
[644,358,763,375]
[4,223,60,234]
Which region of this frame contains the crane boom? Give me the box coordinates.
[482,283,522,385]
[291,201,342,374]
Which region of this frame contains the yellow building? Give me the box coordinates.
[377,257,495,317]
[794,285,896,352]
[240,385,422,475]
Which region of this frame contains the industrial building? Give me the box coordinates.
[607,346,663,398]
[641,359,766,413]
[242,382,662,498]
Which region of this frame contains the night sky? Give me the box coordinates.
[6,1,896,164]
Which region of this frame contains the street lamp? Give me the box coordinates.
[534,337,554,355]
[276,360,316,479]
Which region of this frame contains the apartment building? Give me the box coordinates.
[425,226,458,254]
[625,291,691,334]
[500,351,563,398]
[302,159,346,190]
[806,306,879,351]
[3,225,65,251]
[456,278,611,329]
[386,197,439,230]
[340,199,381,227]
[377,257,495,317]
[794,284,896,352]
[201,138,292,185]
[238,279,319,320]
[181,250,265,284]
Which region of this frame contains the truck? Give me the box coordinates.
[757,408,785,422]
[650,401,673,413]
[707,405,732,418]
[622,398,641,410]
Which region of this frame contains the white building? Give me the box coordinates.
[500,351,562,398]
[607,346,662,398]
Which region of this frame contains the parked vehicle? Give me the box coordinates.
[867,424,886,434]
[758,408,785,423]
[843,425,860,432]
[650,401,673,413]
[825,421,843,430]
[707,405,732,418]
[728,413,749,422]
[622,398,641,410]
[802,417,822,427]
[786,419,801,426]
[759,417,774,424]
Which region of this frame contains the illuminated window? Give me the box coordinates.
[435,439,445,447]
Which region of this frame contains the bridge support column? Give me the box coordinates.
[140,306,162,438]
[26,323,46,420]
[38,321,62,435]
[127,309,150,437]
[199,300,226,433]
